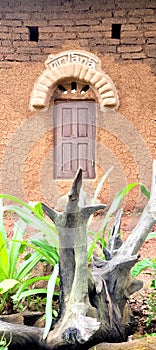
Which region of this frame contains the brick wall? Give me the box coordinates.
[0,0,155,68]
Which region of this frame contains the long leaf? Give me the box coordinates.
[100,182,139,233]
[13,275,50,301]
[0,234,9,281]
[0,194,58,233]
[9,219,27,278]
[15,251,42,281]
[0,279,19,294]
[31,238,59,264]
[90,166,114,205]
[0,199,7,241]
[15,288,47,302]
[131,258,156,277]
[87,166,113,227]
[43,263,59,340]
[0,199,9,279]
[139,183,150,199]
[13,239,59,266]
[3,205,58,248]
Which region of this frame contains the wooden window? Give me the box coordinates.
[54,101,96,179]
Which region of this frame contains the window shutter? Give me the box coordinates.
[54,101,96,179]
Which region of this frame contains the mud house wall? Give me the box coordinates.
[0,0,155,211]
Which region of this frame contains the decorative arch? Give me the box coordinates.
[29,50,119,111]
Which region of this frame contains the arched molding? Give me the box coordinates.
[29,50,119,111]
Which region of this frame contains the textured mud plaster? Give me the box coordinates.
[0,58,155,211]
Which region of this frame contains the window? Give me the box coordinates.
[54,101,96,179]
[111,24,121,39]
[28,26,39,42]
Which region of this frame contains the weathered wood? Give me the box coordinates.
[0,161,156,350]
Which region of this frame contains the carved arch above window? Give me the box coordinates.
[29,50,119,111]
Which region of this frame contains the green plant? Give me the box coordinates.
[87,177,149,261]
[0,333,12,350]
[0,196,59,313]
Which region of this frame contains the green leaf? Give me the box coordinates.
[28,201,44,219]
[15,251,42,281]
[31,238,59,265]
[100,182,139,234]
[0,233,9,281]
[0,279,19,294]
[15,288,47,301]
[3,204,59,248]
[8,219,27,278]
[139,183,150,199]
[12,275,50,301]
[0,199,7,242]
[131,258,156,277]
[0,199,9,279]
[43,263,59,340]
[151,279,156,289]
[146,232,156,241]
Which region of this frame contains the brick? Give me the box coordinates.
[147,38,156,44]
[0,46,14,53]
[143,16,156,23]
[23,20,48,27]
[121,38,145,45]
[75,19,100,26]
[121,52,146,59]
[49,19,74,26]
[117,45,143,53]
[121,24,137,31]
[91,25,111,32]
[145,0,156,8]
[146,50,156,58]
[12,40,34,47]
[128,17,142,24]
[5,12,31,20]
[106,38,120,45]
[114,10,126,17]
[4,54,30,61]
[53,32,77,39]
[0,26,9,32]
[129,9,154,16]
[38,40,62,47]
[39,26,64,33]
[0,32,11,39]
[145,44,156,51]
[0,19,22,26]
[11,34,21,40]
[78,31,103,39]
[106,46,117,53]
[139,24,156,31]
[42,48,61,55]
[13,27,28,34]
[1,40,13,46]
[145,31,156,37]
[121,31,144,38]
[16,47,41,54]
[66,25,91,32]
[29,55,45,62]
[39,33,53,40]
[143,58,156,65]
